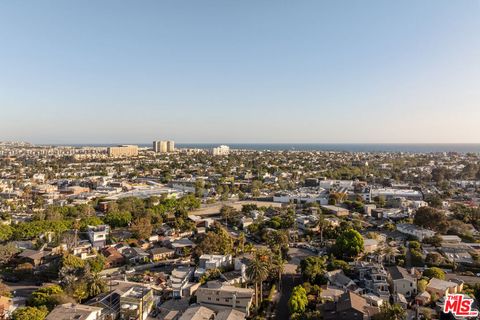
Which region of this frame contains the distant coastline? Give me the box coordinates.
[47,143,480,153]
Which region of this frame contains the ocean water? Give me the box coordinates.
[175,143,480,153]
[65,143,480,153]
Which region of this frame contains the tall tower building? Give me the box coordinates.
[167,141,175,152]
[153,140,173,153]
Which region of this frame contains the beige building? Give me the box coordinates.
[46,303,103,320]
[107,145,138,157]
[153,140,174,153]
[196,281,254,316]
[167,140,175,152]
[120,286,154,320]
[426,278,463,299]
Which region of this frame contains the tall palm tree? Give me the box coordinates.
[246,250,270,308]
[86,272,108,298]
[271,252,285,290]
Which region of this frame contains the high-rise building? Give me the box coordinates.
[153,140,174,153]
[212,145,230,156]
[107,145,138,157]
[167,140,175,152]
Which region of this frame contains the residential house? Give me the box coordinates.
[196,281,254,316]
[325,270,357,291]
[178,306,215,320]
[199,254,232,271]
[323,291,379,320]
[321,205,349,217]
[102,246,125,268]
[388,266,417,298]
[17,249,48,267]
[216,309,247,320]
[169,266,195,298]
[87,225,110,250]
[426,278,463,299]
[149,247,175,261]
[45,303,104,320]
[356,263,390,300]
[169,238,195,256]
[120,286,154,320]
[396,223,435,241]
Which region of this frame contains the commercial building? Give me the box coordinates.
[107,145,138,158]
[212,145,230,156]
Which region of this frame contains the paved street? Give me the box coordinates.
[270,247,314,319]
[4,280,45,298]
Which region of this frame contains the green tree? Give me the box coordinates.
[0,242,19,264]
[423,267,445,280]
[373,303,407,320]
[299,256,327,284]
[220,205,236,227]
[104,211,132,228]
[12,306,48,320]
[29,285,64,310]
[334,229,364,260]
[246,249,270,308]
[87,254,106,273]
[418,279,428,293]
[86,273,108,298]
[288,285,308,315]
[130,216,153,239]
[0,224,13,241]
[414,207,448,233]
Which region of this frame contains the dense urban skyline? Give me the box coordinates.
[1,1,479,144]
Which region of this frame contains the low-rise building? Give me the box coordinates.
[199,254,232,270]
[46,303,104,320]
[196,281,254,316]
[120,286,154,320]
[323,291,379,320]
[88,225,110,249]
[169,266,195,298]
[388,266,417,298]
[150,247,175,261]
[321,205,349,217]
[396,223,435,241]
[426,278,463,299]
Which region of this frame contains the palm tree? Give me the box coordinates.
[271,252,285,290]
[86,273,108,298]
[246,250,270,308]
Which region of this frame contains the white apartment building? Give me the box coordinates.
[199,254,233,270]
[87,225,110,249]
[396,223,435,241]
[212,145,230,156]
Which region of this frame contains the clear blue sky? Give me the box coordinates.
[0,1,479,144]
